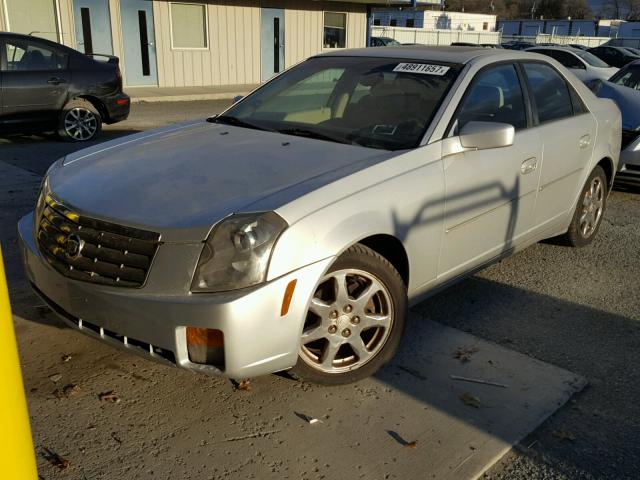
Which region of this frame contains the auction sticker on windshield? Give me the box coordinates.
[393,63,450,76]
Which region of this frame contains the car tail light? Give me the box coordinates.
[186,327,224,367]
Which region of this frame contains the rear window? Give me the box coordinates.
[574,50,610,68]
[523,62,573,124]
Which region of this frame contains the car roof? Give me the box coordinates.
[0,31,75,52]
[526,45,581,52]
[315,45,532,65]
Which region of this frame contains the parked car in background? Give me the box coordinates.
[526,46,618,83]
[0,32,129,141]
[370,37,400,47]
[502,41,535,50]
[20,47,620,385]
[588,45,640,68]
[621,46,640,56]
[450,42,479,47]
[568,44,590,51]
[590,60,640,184]
[481,43,503,49]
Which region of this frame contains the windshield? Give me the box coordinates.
[610,65,640,90]
[218,56,460,150]
[575,50,610,68]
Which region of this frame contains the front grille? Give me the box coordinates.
[36,194,160,288]
[621,130,639,150]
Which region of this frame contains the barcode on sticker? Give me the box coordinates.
[393,63,450,76]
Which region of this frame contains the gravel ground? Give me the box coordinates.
[2,100,639,479]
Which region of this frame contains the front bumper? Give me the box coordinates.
[19,212,332,378]
[618,134,640,184]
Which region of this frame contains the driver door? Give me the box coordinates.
[438,63,542,280]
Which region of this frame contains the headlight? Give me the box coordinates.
[34,176,50,229]
[191,212,288,292]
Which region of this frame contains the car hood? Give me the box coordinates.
[593,81,640,131]
[50,121,392,242]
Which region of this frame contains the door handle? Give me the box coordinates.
[520,157,537,175]
[47,77,66,85]
[579,134,591,149]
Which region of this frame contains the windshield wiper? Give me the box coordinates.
[208,114,274,132]
[276,127,350,145]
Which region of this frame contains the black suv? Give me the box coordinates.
[1,32,130,141]
[587,45,640,68]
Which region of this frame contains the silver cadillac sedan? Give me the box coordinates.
[19,47,621,384]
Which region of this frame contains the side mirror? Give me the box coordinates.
[442,121,514,157]
[232,95,244,104]
[460,121,514,149]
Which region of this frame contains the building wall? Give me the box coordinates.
[423,12,496,31]
[1,0,367,88]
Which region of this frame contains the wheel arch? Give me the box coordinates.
[73,95,108,122]
[358,234,409,287]
[596,157,615,191]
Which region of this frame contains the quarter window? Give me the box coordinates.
[3,41,68,71]
[455,64,527,131]
[170,3,208,49]
[324,12,347,49]
[523,63,573,123]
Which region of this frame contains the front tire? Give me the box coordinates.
[290,244,407,385]
[57,99,102,142]
[560,165,607,247]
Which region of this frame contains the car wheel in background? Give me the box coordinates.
[57,99,102,142]
[561,165,607,247]
[290,244,407,385]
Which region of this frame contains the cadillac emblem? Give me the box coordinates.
[64,234,84,260]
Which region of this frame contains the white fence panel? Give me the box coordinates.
[371,26,501,46]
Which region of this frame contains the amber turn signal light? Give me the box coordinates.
[281,279,297,316]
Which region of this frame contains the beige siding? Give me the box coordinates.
[0,3,5,31]
[1,0,367,88]
[279,1,367,68]
[152,0,366,88]
[153,0,261,88]
[57,0,76,47]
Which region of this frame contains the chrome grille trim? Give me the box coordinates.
[36,194,160,288]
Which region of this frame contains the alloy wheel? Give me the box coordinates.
[64,107,98,141]
[580,176,604,238]
[299,268,394,374]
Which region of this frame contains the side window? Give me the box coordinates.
[523,63,573,124]
[455,64,527,131]
[553,51,583,69]
[3,40,68,71]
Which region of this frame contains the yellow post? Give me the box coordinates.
[0,246,38,478]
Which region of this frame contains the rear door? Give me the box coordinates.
[0,37,70,125]
[521,61,597,229]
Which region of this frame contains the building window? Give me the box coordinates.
[4,0,59,42]
[324,12,346,49]
[170,3,208,49]
[390,19,398,27]
[483,22,489,31]
[406,19,415,28]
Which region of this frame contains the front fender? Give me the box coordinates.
[268,147,446,295]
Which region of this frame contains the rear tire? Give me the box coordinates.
[559,166,607,247]
[57,99,102,142]
[289,244,407,385]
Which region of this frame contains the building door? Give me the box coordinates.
[73,0,113,55]
[261,8,285,82]
[120,0,158,86]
